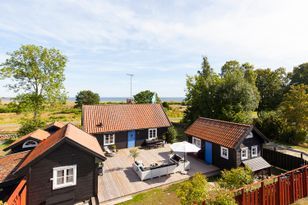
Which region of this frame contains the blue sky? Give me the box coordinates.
[0,0,307,97]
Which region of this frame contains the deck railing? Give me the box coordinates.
[6,179,27,205]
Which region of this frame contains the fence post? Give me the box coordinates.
[304,167,308,197]
[277,177,281,205]
[260,181,265,205]
[290,171,295,203]
[241,188,245,205]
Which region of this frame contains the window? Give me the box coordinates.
[246,132,253,139]
[22,140,38,148]
[52,165,77,190]
[220,146,229,159]
[104,134,115,145]
[241,147,249,160]
[251,145,258,157]
[192,137,201,148]
[148,128,157,140]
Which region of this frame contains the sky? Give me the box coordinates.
[0,0,308,98]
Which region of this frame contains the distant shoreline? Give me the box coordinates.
[1,97,185,103]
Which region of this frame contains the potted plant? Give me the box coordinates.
[111,144,117,152]
[129,148,139,162]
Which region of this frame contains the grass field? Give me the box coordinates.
[0,104,185,134]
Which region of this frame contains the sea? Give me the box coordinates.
[69,97,184,103]
[1,97,184,103]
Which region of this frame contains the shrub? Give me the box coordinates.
[176,172,208,205]
[164,126,177,143]
[218,166,253,189]
[162,101,170,109]
[207,187,237,205]
[18,118,46,136]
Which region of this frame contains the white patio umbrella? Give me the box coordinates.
[170,141,200,153]
[170,141,200,171]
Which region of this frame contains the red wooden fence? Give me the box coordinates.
[233,165,308,205]
[6,179,27,205]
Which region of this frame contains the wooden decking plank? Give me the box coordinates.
[98,145,219,202]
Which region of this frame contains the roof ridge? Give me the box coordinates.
[83,103,160,107]
[199,117,252,127]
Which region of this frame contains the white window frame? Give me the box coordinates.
[220,146,229,159]
[148,128,157,140]
[251,145,258,158]
[241,147,249,160]
[192,137,201,148]
[52,165,77,190]
[22,140,38,148]
[104,134,115,145]
[246,132,253,139]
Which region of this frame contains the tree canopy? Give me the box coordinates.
[184,57,259,124]
[133,90,161,104]
[255,68,289,111]
[75,90,100,108]
[0,45,67,119]
[290,63,308,85]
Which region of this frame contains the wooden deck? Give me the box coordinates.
[98,144,219,203]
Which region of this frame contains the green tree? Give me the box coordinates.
[278,84,307,144]
[164,126,177,143]
[290,63,308,85]
[184,57,221,124]
[75,90,100,108]
[18,118,45,136]
[255,68,289,111]
[0,45,67,119]
[184,57,259,124]
[217,67,260,123]
[254,111,284,141]
[176,172,209,205]
[162,101,170,109]
[218,167,253,189]
[133,90,161,104]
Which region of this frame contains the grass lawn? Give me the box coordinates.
[119,183,182,205]
[119,175,220,205]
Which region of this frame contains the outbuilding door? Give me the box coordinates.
[127,130,136,148]
[205,141,212,164]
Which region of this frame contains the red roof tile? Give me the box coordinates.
[82,104,171,134]
[0,151,29,183]
[4,129,50,151]
[185,117,252,148]
[15,123,105,173]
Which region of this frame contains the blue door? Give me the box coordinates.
[205,141,212,164]
[127,130,136,148]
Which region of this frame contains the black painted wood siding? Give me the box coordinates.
[235,131,264,167]
[26,143,97,205]
[94,127,168,149]
[188,136,237,169]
